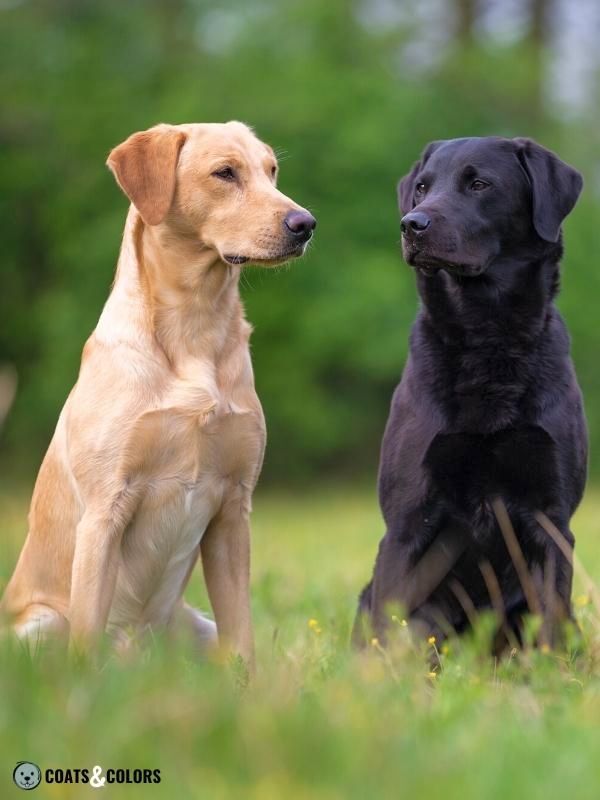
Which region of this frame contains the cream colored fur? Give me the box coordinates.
[1,121,312,668]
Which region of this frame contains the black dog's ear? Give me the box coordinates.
[514,138,583,242]
[397,141,444,215]
[397,160,421,215]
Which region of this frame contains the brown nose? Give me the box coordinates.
[284,210,317,242]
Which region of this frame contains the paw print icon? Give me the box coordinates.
[13,762,42,791]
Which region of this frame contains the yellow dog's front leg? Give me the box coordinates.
[200,501,255,674]
[68,508,129,655]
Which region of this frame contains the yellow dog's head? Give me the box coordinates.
[107,121,316,267]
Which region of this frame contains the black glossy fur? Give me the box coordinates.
[354,137,587,650]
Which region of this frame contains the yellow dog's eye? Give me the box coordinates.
[271,166,277,178]
[213,166,236,181]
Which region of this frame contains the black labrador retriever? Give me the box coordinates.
[354,137,586,651]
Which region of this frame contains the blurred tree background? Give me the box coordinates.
[1,0,599,485]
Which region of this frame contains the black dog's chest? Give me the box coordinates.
[433,341,537,432]
[424,425,558,520]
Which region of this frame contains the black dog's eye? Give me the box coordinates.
[213,166,236,181]
[415,182,426,195]
[470,179,489,191]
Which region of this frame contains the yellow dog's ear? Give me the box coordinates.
[107,125,187,226]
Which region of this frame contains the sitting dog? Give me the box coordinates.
[1,121,316,667]
[354,137,585,650]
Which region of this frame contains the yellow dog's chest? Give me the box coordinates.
[127,391,265,485]
[165,402,265,484]
[110,402,265,630]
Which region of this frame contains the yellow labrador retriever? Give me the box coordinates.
[1,121,316,666]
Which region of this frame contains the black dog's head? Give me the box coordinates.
[398,137,582,277]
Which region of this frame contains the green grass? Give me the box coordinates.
[2,484,600,799]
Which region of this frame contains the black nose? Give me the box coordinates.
[401,211,431,235]
[284,210,317,241]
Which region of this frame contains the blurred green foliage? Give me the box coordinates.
[1,0,599,483]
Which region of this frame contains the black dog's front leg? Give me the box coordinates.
[532,513,575,648]
[351,530,413,648]
[352,520,468,647]
[351,579,375,648]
